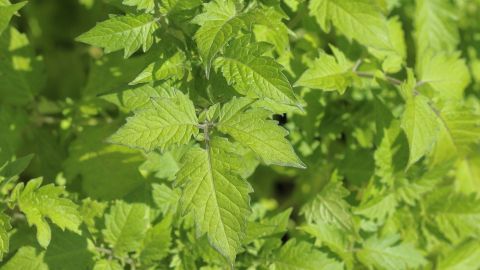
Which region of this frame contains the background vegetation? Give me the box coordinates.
[1,0,480,269]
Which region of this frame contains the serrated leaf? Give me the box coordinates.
[0,2,26,34]
[438,240,480,270]
[131,50,186,85]
[301,182,354,232]
[218,98,305,168]
[355,193,398,222]
[431,104,480,164]
[80,198,107,234]
[415,0,459,57]
[11,178,81,248]
[103,201,150,256]
[109,92,199,151]
[251,6,290,54]
[273,239,344,270]
[193,0,245,76]
[101,83,175,112]
[373,97,408,182]
[401,93,439,167]
[425,189,480,243]
[140,214,172,265]
[245,208,291,243]
[152,183,180,214]
[308,0,394,51]
[369,16,407,73]
[215,37,299,106]
[76,14,158,58]
[301,222,355,268]
[295,46,354,94]
[357,235,427,270]
[417,52,471,101]
[176,138,252,264]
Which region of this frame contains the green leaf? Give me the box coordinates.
[93,260,123,270]
[152,183,180,214]
[218,98,305,168]
[11,178,82,248]
[215,37,299,106]
[425,189,480,243]
[193,0,245,76]
[0,27,45,106]
[0,246,48,270]
[130,50,186,85]
[79,198,107,234]
[431,104,480,164]
[251,6,290,54]
[301,182,354,232]
[273,239,344,270]
[438,240,480,270]
[76,14,158,58]
[0,213,11,260]
[400,84,440,167]
[140,214,172,265]
[295,46,354,94]
[300,223,355,268]
[0,153,33,184]
[109,92,199,151]
[103,200,150,256]
[417,52,471,101]
[176,138,252,264]
[308,0,394,51]
[245,208,291,244]
[101,82,175,112]
[122,0,155,13]
[357,235,427,270]
[64,124,147,200]
[160,0,202,15]
[373,97,408,182]
[43,228,94,270]
[355,193,398,222]
[369,16,407,73]
[0,2,26,34]
[415,0,459,57]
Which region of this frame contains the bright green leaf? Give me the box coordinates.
[109,92,199,151]
[76,14,158,58]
